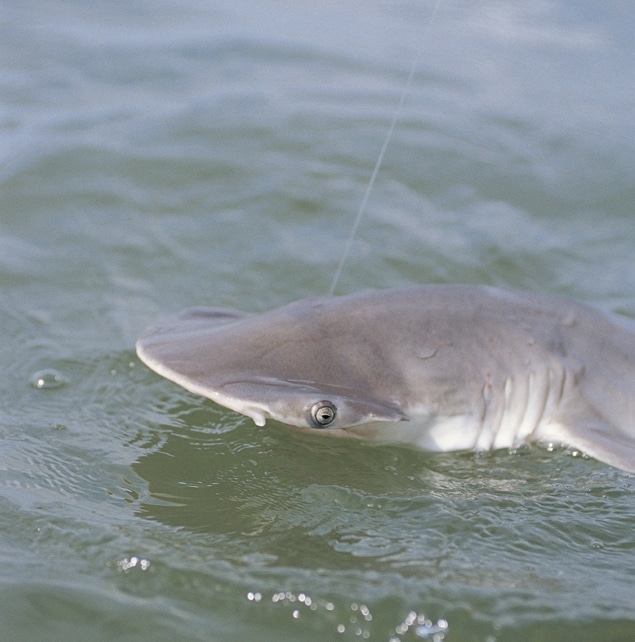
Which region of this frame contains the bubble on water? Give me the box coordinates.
[30,369,67,390]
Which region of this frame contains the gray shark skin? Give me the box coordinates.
[136,285,635,472]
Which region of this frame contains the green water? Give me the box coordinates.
[1,1,634,640]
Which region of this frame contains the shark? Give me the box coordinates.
[136,285,635,472]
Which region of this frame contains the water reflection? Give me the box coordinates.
[133,402,625,577]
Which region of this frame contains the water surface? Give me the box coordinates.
[1,1,634,640]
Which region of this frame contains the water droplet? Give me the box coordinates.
[30,369,66,390]
[117,556,150,572]
[415,618,449,639]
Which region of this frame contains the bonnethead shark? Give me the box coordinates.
[136,285,635,473]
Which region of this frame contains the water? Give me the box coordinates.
[1,0,635,640]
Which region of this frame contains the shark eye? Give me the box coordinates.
[309,400,337,428]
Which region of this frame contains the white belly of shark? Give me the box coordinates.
[346,374,580,453]
[136,285,635,473]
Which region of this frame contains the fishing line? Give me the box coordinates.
[327,0,443,297]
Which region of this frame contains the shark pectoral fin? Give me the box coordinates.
[574,429,635,473]
[548,412,635,473]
